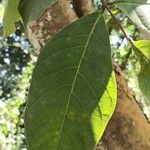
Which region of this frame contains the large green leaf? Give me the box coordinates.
[19,0,56,27]
[25,11,117,150]
[133,40,150,101]
[116,0,150,31]
[3,0,20,35]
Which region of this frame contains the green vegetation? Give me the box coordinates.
[0,0,150,149]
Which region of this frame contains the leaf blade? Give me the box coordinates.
[25,11,117,150]
[133,40,150,101]
[3,0,20,35]
[116,0,150,31]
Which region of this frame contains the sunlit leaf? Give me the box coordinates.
[0,3,4,22]
[3,0,20,35]
[25,11,117,149]
[133,40,150,101]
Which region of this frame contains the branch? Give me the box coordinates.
[101,0,133,45]
[72,0,93,17]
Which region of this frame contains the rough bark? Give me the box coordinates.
[27,1,77,54]
[27,1,150,149]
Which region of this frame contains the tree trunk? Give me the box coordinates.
[27,2,150,149]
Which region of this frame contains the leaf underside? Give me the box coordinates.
[133,40,150,101]
[25,11,117,150]
[116,0,150,30]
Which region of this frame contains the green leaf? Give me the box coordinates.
[25,11,117,150]
[19,0,56,27]
[133,40,150,101]
[3,0,20,35]
[0,3,4,20]
[116,0,150,31]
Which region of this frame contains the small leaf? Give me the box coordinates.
[19,0,56,27]
[25,11,117,149]
[133,40,150,101]
[3,0,21,35]
[116,0,150,31]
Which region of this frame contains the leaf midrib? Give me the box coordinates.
[57,13,101,147]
